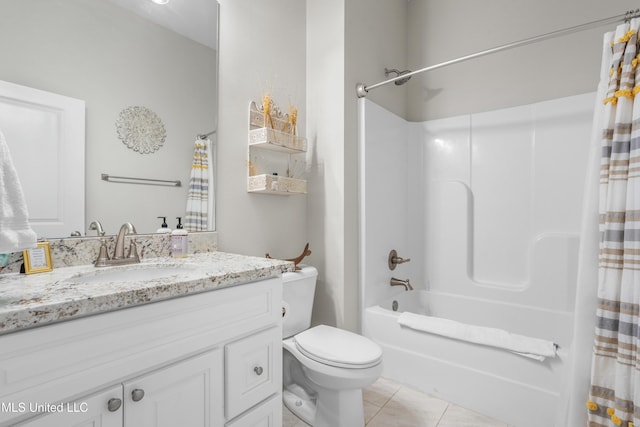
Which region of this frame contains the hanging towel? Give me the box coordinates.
[184,138,210,232]
[397,311,557,361]
[0,128,37,253]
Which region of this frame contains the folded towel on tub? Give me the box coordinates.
[0,128,37,254]
[397,311,557,362]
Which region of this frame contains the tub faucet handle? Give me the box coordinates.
[388,249,411,270]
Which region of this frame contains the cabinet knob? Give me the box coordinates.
[254,366,264,376]
[107,398,122,412]
[131,388,145,402]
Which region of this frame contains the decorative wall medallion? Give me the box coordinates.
[116,106,166,154]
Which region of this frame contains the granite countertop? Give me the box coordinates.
[0,252,293,335]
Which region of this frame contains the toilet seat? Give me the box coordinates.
[294,325,382,369]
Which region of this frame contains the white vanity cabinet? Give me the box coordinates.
[17,351,220,427]
[14,385,123,427]
[0,277,283,427]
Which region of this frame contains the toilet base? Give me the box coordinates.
[283,385,316,425]
[284,384,365,427]
[315,387,365,427]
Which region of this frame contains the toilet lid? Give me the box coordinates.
[294,325,382,369]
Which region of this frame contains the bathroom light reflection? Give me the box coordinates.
[433,138,453,153]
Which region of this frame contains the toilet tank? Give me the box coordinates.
[282,265,318,339]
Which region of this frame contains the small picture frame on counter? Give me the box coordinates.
[23,241,53,274]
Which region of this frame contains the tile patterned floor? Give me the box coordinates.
[283,377,513,427]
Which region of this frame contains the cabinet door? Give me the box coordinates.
[15,385,123,427]
[225,327,281,420]
[123,350,222,427]
[225,394,281,427]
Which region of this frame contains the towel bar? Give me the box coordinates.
[101,173,181,187]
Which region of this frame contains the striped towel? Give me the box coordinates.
[184,138,210,232]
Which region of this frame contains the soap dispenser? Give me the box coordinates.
[156,216,171,234]
[171,217,188,257]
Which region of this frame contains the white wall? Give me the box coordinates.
[217,0,307,258]
[218,0,408,331]
[406,0,640,121]
[304,0,409,331]
[306,0,346,327]
[346,0,409,120]
[0,0,217,235]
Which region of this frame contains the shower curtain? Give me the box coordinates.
[586,18,640,427]
[184,138,211,232]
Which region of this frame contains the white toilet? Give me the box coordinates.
[282,266,383,427]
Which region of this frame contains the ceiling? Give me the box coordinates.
[105,0,217,50]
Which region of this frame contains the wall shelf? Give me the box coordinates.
[247,100,307,195]
[248,174,307,195]
[249,127,306,153]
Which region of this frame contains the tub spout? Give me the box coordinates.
[390,277,413,291]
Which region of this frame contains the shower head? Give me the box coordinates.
[384,68,412,85]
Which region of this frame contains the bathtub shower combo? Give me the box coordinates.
[358,93,594,427]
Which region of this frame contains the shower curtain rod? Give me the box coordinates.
[356,8,640,98]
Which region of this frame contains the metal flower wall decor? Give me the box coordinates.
[116,106,166,154]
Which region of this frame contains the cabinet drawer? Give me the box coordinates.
[225,394,282,427]
[225,327,281,420]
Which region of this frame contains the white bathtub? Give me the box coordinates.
[363,290,573,427]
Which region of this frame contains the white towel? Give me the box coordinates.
[0,128,37,253]
[398,311,557,362]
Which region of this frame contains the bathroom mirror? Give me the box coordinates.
[0,0,218,237]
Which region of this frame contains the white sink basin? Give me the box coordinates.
[63,264,200,285]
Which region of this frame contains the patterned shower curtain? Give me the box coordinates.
[588,18,640,427]
[184,138,210,232]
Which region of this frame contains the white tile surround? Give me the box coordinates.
[284,377,512,427]
[360,93,596,426]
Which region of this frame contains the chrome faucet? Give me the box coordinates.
[88,220,105,236]
[95,222,140,267]
[113,222,137,260]
[390,277,413,291]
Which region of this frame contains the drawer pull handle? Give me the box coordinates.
[107,398,122,412]
[254,366,264,376]
[131,388,145,402]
